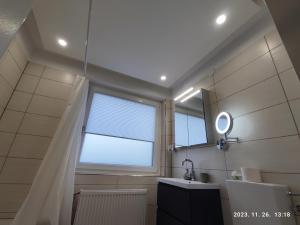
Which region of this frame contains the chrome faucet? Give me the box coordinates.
[182,159,196,181]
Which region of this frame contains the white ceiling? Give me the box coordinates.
[32,0,261,87]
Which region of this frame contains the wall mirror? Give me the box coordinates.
[174,88,213,149]
[215,112,233,135]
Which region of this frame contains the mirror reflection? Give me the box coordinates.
[175,89,210,148]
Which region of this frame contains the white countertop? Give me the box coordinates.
[158,177,220,189]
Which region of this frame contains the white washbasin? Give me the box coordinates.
[158,178,220,189]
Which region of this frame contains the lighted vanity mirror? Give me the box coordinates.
[174,88,213,149]
[215,112,233,135]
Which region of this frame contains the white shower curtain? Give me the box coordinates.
[11,77,89,225]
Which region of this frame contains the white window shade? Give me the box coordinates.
[86,93,156,142]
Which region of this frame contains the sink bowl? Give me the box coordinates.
[158,177,220,189]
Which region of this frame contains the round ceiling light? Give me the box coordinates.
[57,38,68,47]
[216,14,227,25]
[160,75,167,81]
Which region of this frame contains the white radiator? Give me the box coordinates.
[73,189,147,225]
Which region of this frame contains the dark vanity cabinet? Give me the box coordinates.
[156,182,224,225]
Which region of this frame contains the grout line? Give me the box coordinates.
[264,36,300,138]
[15,89,70,102]
[228,134,298,143]
[215,73,278,103]
[5,109,62,119]
[3,156,43,160]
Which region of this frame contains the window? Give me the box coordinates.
[78,87,160,174]
[175,112,207,147]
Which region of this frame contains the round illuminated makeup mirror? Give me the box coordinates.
[215,112,233,135]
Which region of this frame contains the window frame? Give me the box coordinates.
[76,84,161,176]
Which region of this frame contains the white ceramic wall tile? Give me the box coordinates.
[118,176,158,185]
[214,38,269,82]
[290,98,300,130]
[229,103,297,141]
[271,44,294,73]
[75,174,118,185]
[0,76,13,108]
[0,106,3,117]
[218,76,286,118]
[280,68,300,100]
[27,95,67,117]
[18,113,59,137]
[146,205,157,225]
[225,135,300,173]
[0,132,15,157]
[186,146,226,170]
[172,149,187,168]
[215,53,276,100]
[35,79,72,100]
[0,158,4,169]
[0,219,13,225]
[0,184,30,212]
[172,167,185,179]
[0,158,41,184]
[221,199,233,225]
[0,110,24,133]
[265,29,282,50]
[8,39,27,71]
[7,91,32,112]
[43,67,75,84]
[9,134,51,159]
[16,74,39,93]
[24,62,44,77]
[262,173,300,193]
[0,52,21,88]
[196,75,213,89]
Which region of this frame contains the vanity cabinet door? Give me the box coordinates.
[157,183,191,224]
[157,209,184,225]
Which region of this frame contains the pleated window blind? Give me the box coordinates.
[80,92,157,167]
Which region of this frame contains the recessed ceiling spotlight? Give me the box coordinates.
[57,38,68,47]
[216,14,227,25]
[160,75,167,81]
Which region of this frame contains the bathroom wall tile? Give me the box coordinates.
[7,91,32,112]
[0,184,30,212]
[290,98,300,130]
[0,106,3,116]
[0,158,41,184]
[265,29,282,50]
[74,184,118,194]
[215,53,276,100]
[27,95,67,117]
[9,134,51,159]
[172,167,186,179]
[43,67,75,84]
[262,172,300,194]
[221,199,233,225]
[186,146,226,170]
[225,135,300,173]
[146,205,157,225]
[280,68,300,100]
[0,219,13,225]
[16,74,39,93]
[0,132,15,157]
[196,75,213,89]
[172,149,187,168]
[271,44,293,73]
[0,110,24,133]
[18,113,59,137]
[117,184,157,205]
[118,176,158,185]
[0,76,13,107]
[8,39,27,71]
[229,103,297,141]
[24,62,44,77]
[214,38,269,82]
[218,76,286,118]
[35,79,72,100]
[75,174,118,185]
[0,52,21,88]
